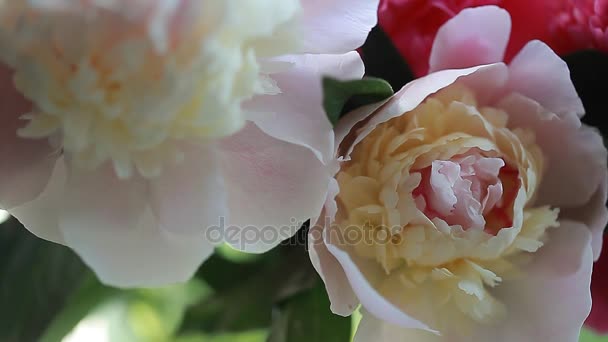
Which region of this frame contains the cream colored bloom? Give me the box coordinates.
[0,0,380,286]
[311,6,608,342]
[335,83,559,330]
[1,0,298,178]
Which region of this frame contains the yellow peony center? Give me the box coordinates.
[335,84,559,331]
[0,1,300,178]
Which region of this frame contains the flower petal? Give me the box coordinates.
[497,94,607,214]
[0,64,58,209]
[309,225,359,316]
[476,220,594,341]
[218,123,330,253]
[248,52,364,164]
[150,143,228,235]
[342,63,509,159]
[354,221,593,342]
[429,6,511,73]
[354,313,440,342]
[324,226,432,331]
[9,160,66,244]
[59,165,213,287]
[507,40,584,118]
[299,0,379,54]
[309,178,359,316]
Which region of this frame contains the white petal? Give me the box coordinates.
[150,143,228,235]
[10,159,66,244]
[324,227,433,331]
[354,222,592,342]
[309,178,359,316]
[218,123,330,253]
[471,220,594,342]
[342,64,509,159]
[354,313,440,342]
[59,165,213,287]
[248,52,364,164]
[299,0,379,54]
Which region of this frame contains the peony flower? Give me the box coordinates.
[0,0,379,287]
[587,234,608,334]
[379,0,608,77]
[310,6,608,341]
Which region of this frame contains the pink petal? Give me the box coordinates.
[507,40,584,118]
[218,123,331,253]
[561,176,608,261]
[247,52,364,163]
[429,6,511,73]
[0,64,58,209]
[9,160,67,244]
[59,165,214,287]
[150,143,228,235]
[497,94,606,212]
[428,161,458,216]
[473,221,594,341]
[324,227,433,331]
[299,0,379,54]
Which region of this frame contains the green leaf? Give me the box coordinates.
[0,218,89,341]
[580,328,608,342]
[323,77,393,126]
[268,283,351,342]
[182,244,317,334]
[172,330,268,342]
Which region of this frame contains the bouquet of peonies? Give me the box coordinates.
[0,1,607,341]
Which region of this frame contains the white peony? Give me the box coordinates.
[0,0,379,287]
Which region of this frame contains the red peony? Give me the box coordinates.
[379,0,608,77]
[588,234,608,334]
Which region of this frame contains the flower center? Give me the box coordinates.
[0,1,300,178]
[335,84,559,331]
[412,151,520,234]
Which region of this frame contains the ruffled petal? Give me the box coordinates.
[299,0,379,54]
[248,52,364,163]
[429,6,511,73]
[218,123,330,253]
[59,165,213,287]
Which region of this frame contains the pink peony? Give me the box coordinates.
[0,0,379,287]
[379,0,608,77]
[311,6,608,341]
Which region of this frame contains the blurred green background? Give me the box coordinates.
[0,212,605,342]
